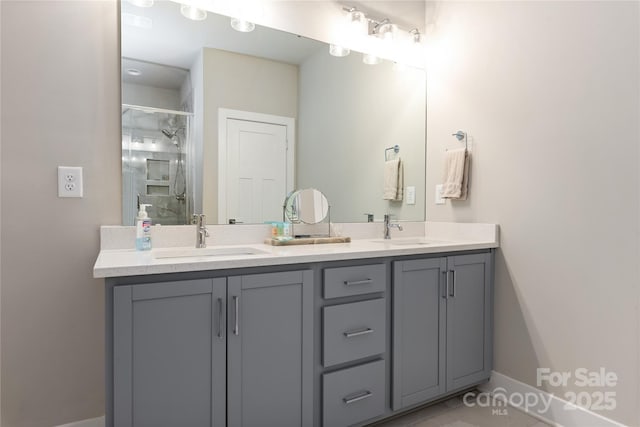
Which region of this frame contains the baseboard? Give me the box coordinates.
[479,371,626,427]
[56,416,105,427]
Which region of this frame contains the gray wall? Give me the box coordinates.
[200,48,298,223]
[425,1,639,425]
[0,1,121,426]
[298,48,426,222]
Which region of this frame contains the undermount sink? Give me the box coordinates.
[371,238,440,246]
[153,246,268,259]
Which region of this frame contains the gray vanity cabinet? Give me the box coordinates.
[392,253,492,411]
[227,270,314,427]
[113,278,227,427]
[112,270,313,427]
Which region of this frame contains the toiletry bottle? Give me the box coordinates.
[136,204,153,251]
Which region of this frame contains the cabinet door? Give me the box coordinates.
[227,270,313,427]
[113,278,227,427]
[392,258,447,411]
[446,253,492,391]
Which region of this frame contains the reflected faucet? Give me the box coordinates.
[383,214,403,239]
[192,214,210,248]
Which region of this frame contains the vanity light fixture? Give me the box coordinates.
[362,53,382,65]
[230,18,256,33]
[128,0,154,7]
[372,19,398,41]
[409,28,422,44]
[329,44,350,57]
[180,4,207,21]
[344,7,368,36]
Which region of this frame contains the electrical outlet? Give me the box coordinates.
[406,186,416,205]
[435,184,445,205]
[58,166,83,198]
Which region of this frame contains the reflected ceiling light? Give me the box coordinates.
[180,4,207,21]
[127,0,154,7]
[126,68,142,76]
[230,18,256,33]
[329,44,350,57]
[362,53,381,65]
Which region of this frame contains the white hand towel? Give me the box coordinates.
[442,148,470,199]
[384,158,404,201]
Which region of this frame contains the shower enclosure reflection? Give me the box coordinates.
[122,106,193,225]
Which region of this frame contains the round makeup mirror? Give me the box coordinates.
[284,188,329,224]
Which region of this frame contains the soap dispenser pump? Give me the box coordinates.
[136,204,152,251]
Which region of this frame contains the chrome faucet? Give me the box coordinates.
[192,214,210,248]
[383,214,403,239]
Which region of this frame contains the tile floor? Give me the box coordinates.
[372,392,551,427]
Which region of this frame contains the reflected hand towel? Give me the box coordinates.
[383,158,404,201]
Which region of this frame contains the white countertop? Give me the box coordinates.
[93,229,499,279]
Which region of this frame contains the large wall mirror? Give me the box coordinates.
[121,0,426,225]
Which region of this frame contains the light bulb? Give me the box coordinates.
[231,18,256,32]
[180,4,207,21]
[329,44,350,57]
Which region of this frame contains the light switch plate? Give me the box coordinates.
[435,184,445,205]
[406,186,416,205]
[58,166,83,198]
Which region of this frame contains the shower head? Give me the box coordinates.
[162,128,177,139]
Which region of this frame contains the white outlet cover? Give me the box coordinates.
[435,184,445,205]
[58,166,83,198]
[406,186,416,205]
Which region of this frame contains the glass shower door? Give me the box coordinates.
[122,105,193,225]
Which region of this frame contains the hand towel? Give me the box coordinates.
[384,158,404,201]
[442,148,470,200]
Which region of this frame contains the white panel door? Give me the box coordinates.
[226,119,288,224]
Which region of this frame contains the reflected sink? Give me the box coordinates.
[370,238,440,246]
[153,247,268,259]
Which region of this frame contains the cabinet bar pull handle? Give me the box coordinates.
[449,270,455,297]
[217,298,224,338]
[343,391,373,405]
[343,328,373,338]
[344,279,372,286]
[442,271,448,299]
[233,296,239,336]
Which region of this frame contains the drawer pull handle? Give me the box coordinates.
[217,298,224,338]
[343,328,374,338]
[343,391,373,405]
[233,296,239,336]
[344,279,372,286]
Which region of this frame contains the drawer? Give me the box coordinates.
[324,264,386,299]
[323,360,386,427]
[323,299,386,367]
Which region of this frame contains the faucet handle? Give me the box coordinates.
[192,214,206,224]
[364,213,374,223]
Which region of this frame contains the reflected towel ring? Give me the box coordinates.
[385,145,400,161]
[451,130,468,150]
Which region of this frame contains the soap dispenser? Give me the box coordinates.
[136,204,153,251]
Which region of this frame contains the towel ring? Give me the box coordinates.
[385,145,400,161]
[451,130,468,150]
